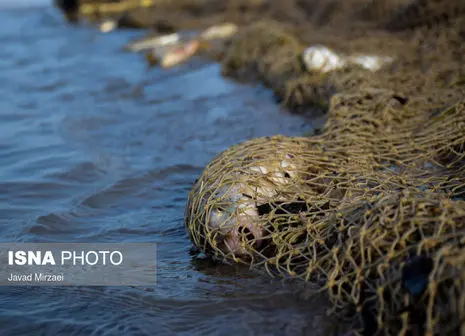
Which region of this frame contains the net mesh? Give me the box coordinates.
[185,94,465,333]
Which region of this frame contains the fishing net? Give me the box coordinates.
[185,94,465,334]
[184,1,465,334]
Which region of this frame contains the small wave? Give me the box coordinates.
[0,286,333,335]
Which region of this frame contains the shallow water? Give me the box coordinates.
[0,4,333,336]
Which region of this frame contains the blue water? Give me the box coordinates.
[0,4,333,335]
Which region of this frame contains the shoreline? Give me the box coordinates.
[56,0,464,117]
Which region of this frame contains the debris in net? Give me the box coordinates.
[126,23,238,54]
[126,33,182,52]
[303,45,393,73]
[200,23,239,40]
[146,40,201,68]
[348,54,394,71]
[303,45,347,73]
[99,19,117,33]
[161,40,200,68]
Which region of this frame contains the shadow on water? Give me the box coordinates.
[0,4,334,336]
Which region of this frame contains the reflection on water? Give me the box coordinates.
[0,4,334,336]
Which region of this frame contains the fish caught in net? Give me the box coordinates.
[185,97,465,334]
